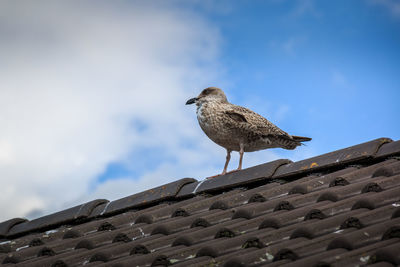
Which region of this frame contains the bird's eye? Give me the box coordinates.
[202,88,213,95]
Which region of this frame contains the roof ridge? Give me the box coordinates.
[0,137,398,240]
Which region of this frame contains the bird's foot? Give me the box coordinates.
[227,169,241,174]
[206,168,243,179]
[206,174,223,179]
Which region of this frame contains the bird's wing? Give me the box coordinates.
[225,110,247,123]
[224,104,291,137]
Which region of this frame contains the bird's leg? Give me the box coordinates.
[237,144,244,171]
[222,149,232,175]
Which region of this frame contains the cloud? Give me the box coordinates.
[0,1,315,222]
[0,0,226,221]
[368,0,400,17]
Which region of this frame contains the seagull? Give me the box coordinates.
[186,87,311,175]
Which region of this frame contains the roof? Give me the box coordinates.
[0,137,399,267]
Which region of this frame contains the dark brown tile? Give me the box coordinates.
[194,159,291,194]
[372,159,400,178]
[101,178,197,216]
[370,241,400,265]
[273,138,392,178]
[171,255,213,267]
[282,248,347,267]
[368,262,397,267]
[333,158,398,183]
[322,238,399,266]
[285,167,359,195]
[175,181,200,198]
[8,199,107,238]
[327,217,400,251]
[376,140,400,158]
[0,218,27,238]
[1,138,399,267]
[215,247,275,266]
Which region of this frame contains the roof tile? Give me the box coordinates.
[0,218,27,238]
[323,238,399,266]
[371,241,400,265]
[7,199,108,238]
[278,248,348,267]
[0,137,399,267]
[327,217,400,250]
[194,159,291,194]
[175,181,200,198]
[273,138,392,178]
[376,140,400,158]
[99,178,197,216]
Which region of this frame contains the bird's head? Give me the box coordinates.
[186,87,228,106]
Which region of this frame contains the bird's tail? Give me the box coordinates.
[292,135,312,142]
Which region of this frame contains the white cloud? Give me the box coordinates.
[0,0,227,221]
[0,1,314,222]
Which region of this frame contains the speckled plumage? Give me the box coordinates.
[186,87,311,175]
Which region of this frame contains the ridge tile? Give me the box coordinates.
[1,137,399,267]
[0,218,27,238]
[273,138,392,178]
[7,199,108,237]
[100,178,197,216]
[376,140,400,158]
[194,159,291,194]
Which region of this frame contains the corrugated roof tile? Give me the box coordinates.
[273,138,392,178]
[0,137,399,266]
[376,139,400,158]
[194,159,291,194]
[323,238,399,266]
[7,199,108,238]
[370,241,400,265]
[0,218,27,238]
[99,178,196,216]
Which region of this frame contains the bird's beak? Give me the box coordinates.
[185,97,197,105]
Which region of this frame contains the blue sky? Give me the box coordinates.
[202,0,400,149]
[97,0,400,199]
[0,0,399,220]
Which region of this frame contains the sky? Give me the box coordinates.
[0,0,399,221]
